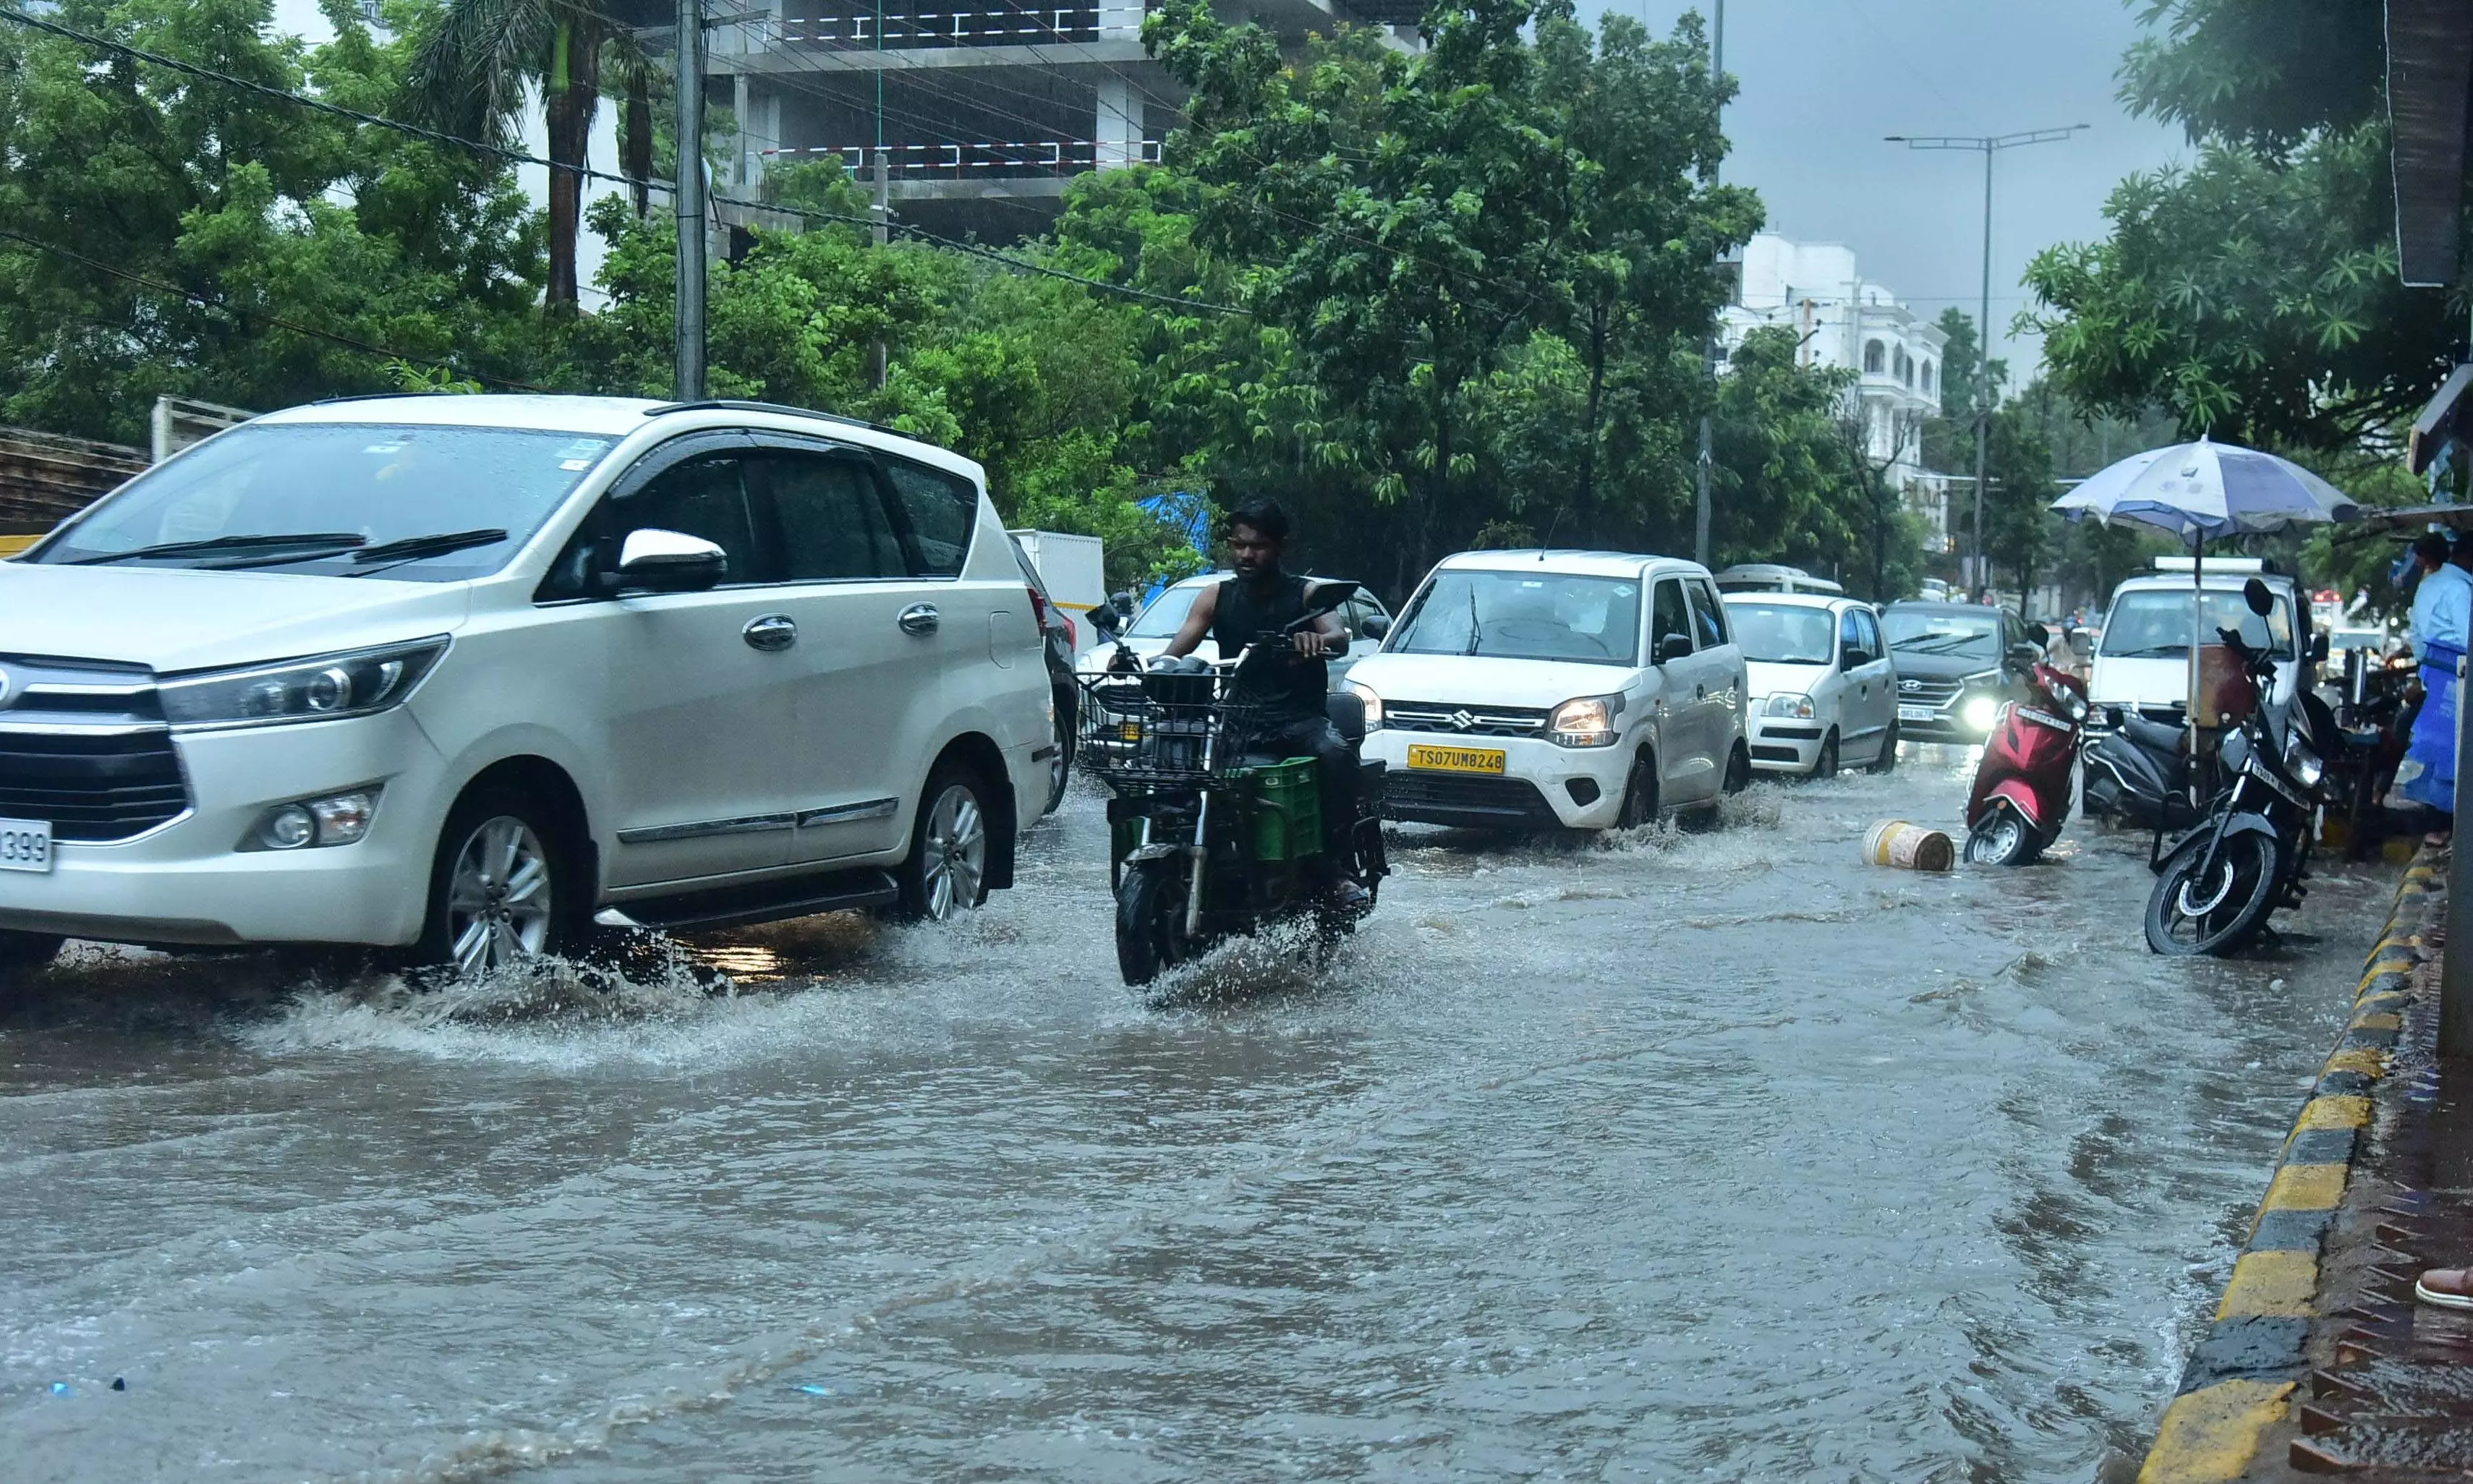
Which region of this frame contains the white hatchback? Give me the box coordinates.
[1724,593,1900,777]
[1345,551,1750,831]
[0,396,1052,975]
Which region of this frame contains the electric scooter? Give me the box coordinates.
[1963,657,2091,866]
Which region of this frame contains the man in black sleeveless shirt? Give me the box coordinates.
[1162,501,1365,900]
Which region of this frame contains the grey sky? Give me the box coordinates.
[1606,0,2184,379]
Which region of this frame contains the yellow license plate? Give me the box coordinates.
[1406,743,1507,775]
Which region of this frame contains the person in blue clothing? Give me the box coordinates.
[2397,532,2473,829]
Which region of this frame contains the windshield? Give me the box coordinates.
[1727,602,1835,664]
[2099,589,2294,658]
[32,422,616,581]
[1128,584,1202,640]
[1390,570,1643,665]
[1883,610,2001,662]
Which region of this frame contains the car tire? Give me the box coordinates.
[1723,741,1751,794]
[1615,751,1659,829]
[1043,685,1076,816]
[0,929,62,976]
[1868,720,1901,775]
[1808,730,1839,781]
[412,785,588,976]
[895,760,994,921]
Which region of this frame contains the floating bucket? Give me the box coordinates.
[1864,819,1954,872]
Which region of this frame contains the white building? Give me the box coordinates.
[1716,233,1959,555]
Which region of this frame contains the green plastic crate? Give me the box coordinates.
[1239,756,1322,861]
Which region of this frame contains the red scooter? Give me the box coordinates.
[1965,662,2091,866]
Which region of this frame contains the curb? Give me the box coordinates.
[2136,850,2443,1484]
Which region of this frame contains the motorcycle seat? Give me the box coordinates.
[2119,712,2187,754]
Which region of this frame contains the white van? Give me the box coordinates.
[1345,551,1750,830]
[2091,560,2317,724]
[0,396,1052,975]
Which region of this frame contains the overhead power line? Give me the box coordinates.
[0,2,1239,316]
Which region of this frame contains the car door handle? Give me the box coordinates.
[742,613,798,652]
[898,602,940,636]
[1695,683,1706,699]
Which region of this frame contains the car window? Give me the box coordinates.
[1651,579,1693,655]
[753,451,905,581]
[1839,608,1864,657]
[1855,609,1883,656]
[1687,578,1729,647]
[616,452,762,584]
[880,458,979,577]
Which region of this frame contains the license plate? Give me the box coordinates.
[1406,743,1507,775]
[1898,704,1938,723]
[0,817,51,874]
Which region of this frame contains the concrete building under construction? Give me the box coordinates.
[707,0,1421,242]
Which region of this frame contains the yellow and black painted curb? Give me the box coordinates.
[2135,848,2444,1484]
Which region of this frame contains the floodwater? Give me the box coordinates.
[0,752,2397,1483]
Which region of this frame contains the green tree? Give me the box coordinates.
[0,0,545,441]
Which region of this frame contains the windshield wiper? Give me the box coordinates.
[68,532,367,566]
[1891,634,1985,655]
[2105,644,2188,658]
[347,528,510,569]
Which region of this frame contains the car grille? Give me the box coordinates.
[1383,772,1563,827]
[1897,677,1962,709]
[1384,702,1551,738]
[0,729,189,841]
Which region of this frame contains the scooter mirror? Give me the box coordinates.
[1302,579,1361,613]
[2243,576,2274,617]
[1088,605,1120,637]
[2025,621,2051,648]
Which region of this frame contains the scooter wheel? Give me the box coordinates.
[1115,858,1192,986]
[1964,805,2041,866]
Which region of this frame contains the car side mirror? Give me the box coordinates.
[2311,631,2331,663]
[1842,647,1872,670]
[1656,633,1694,664]
[2069,629,2095,658]
[609,527,726,592]
[2244,576,2274,616]
[1361,614,1391,641]
[2006,641,2042,670]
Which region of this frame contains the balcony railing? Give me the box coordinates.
[763,138,1163,176]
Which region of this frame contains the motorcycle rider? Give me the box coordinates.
[1160,500,1369,906]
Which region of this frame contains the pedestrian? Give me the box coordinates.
[2394,532,2472,836]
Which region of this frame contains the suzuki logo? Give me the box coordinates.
[1449,709,1477,731]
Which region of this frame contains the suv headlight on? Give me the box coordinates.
[1548,694,1624,747]
[1763,692,1815,720]
[1344,680,1383,730]
[159,636,450,730]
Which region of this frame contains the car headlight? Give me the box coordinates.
[1345,680,1383,730]
[158,636,449,730]
[1962,695,2003,733]
[1763,692,1815,720]
[1547,693,1625,747]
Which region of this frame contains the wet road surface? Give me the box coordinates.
[0,752,2401,1482]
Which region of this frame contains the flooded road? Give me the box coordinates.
[0,752,2398,1483]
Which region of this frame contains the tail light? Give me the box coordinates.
[1062,613,1076,648]
[1026,585,1050,631]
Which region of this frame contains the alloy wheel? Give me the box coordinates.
[445,815,553,974]
[920,782,989,920]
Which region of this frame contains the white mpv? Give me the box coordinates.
[0,396,1052,974]
[1345,551,1750,831]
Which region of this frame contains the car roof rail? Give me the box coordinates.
[309,390,452,406]
[646,398,894,435]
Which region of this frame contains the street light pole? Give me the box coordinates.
[1886,125,2088,600]
[673,0,707,400]
[1695,0,1724,569]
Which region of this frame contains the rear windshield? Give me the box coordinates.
[33,422,612,581]
[1727,602,1835,665]
[2100,589,2294,658]
[1390,570,1643,665]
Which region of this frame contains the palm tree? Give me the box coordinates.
[406,0,613,309]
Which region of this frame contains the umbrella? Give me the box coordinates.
[2050,437,2358,745]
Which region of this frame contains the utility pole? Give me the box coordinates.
[1886,125,2087,600]
[1694,0,1725,569]
[673,0,707,400]
[871,146,890,388]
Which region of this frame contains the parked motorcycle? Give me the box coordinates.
[1081,584,1389,986]
[2082,708,2206,834]
[2145,578,2328,957]
[1963,649,2090,865]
